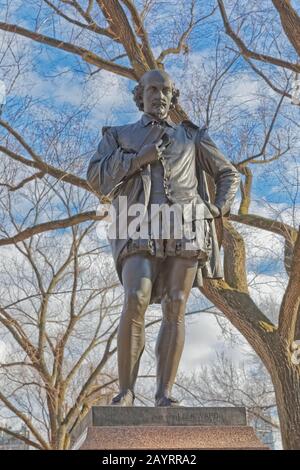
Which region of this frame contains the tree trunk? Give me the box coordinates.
[272,0,300,56]
[270,348,300,449]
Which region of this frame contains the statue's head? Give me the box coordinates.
[133,69,179,119]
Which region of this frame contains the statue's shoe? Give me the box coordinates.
[155,396,180,407]
[110,390,135,406]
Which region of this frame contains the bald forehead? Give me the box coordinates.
[141,70,173,87]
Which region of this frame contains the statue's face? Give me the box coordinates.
[142,71,173,120]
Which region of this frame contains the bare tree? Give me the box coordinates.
[217,0,300,100]
[177,352,280,448]
[0,177,124,449]
[0,1,299,449]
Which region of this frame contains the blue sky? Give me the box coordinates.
[0,3,298,442]
[0,0,298,291]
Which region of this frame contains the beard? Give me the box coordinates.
[150,102,169,119]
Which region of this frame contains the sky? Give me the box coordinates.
[0,1,298,325]
[0,0,298,356]
[0,1,298,447]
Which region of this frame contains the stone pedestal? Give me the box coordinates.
[71,407,268,450]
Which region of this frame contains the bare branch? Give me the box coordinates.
[223,220,249,293]
[96,0,149,75]
[0,145,92,193]
[217,0,300,73]
[238,166,252,215]
[0,426,42,450]
[244,57,293,99]
[0,306,39,367]
[201,280,277,367]
[0,391,50,449]
[42,0,116,37]
[278,229,300,342]
[0,119,44,163]
[230,213,298,242]
[120,0,156,67]
[237,93,287,167]
[0,21,136,79]
[0,172,45,191]
[0,211,101,246]
[272,0,300,56]
[87,0,94,17]
[157,4,217,63]
[63,327,117,429]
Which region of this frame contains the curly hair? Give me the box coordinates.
[132,71,180,111]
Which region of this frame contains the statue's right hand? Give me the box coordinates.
[136,141,163,165]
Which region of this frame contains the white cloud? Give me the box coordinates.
[179,310,255,374]
[247,272,286,303]
[0,0,24,22]
[0,340,7,361]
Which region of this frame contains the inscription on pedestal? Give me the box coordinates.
[91,406,247,427]
[70,407,269,450]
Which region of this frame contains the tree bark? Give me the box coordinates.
[270,346,300,449]
[272,0,300,56]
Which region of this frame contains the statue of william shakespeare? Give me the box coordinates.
[87,70,240,407]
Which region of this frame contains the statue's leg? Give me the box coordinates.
[155,256,198,405]
[113,253,160,405]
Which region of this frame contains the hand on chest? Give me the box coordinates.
[118,124,195,162]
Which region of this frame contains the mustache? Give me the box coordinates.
[152,100,167,105]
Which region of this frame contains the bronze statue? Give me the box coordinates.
[87,70,240,407]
